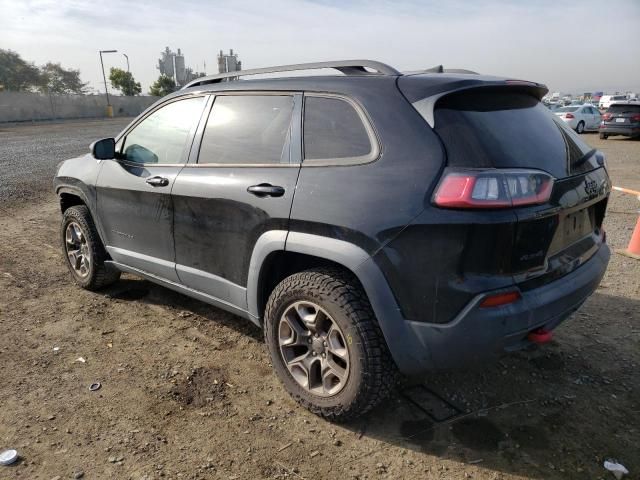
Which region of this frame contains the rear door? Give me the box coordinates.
[171,93,301,309]
[581,107,592,128]
[96,95,207,281]
[577,106,587,127]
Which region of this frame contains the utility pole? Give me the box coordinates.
[99,49,117,117]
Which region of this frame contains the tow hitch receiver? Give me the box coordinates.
[528,328,553,344]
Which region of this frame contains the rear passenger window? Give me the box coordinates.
[303,96,372,161]
[198,95,294,165]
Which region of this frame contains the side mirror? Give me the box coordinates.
[90,138,116,160]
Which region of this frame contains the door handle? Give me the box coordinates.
[247,183,285,198]
[146,176,169,187]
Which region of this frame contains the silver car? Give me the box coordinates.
[554,105,602,133]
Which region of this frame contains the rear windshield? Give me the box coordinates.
[433,90,593,178]
[608,104,640,114]
[556,106,579,112]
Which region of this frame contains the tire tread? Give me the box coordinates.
[62,205,120,290]
[264,267,397,421]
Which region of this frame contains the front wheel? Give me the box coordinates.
[61,205,120,290]
[599,132,608,140]
[576,121,585,134]
[264,268,397,421]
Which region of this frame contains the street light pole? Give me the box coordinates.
[99,49,117,117]
[122,53,132,96]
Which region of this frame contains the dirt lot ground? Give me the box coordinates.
[0,119,639,480]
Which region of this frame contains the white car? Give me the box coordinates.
[599,95,628,110]
[554,105,602,133]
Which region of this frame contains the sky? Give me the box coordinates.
[1,0,639,95]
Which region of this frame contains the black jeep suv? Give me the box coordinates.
[54,60,611,420]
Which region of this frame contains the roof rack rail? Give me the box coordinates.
[181,59,401,89]
[423,65,479,74]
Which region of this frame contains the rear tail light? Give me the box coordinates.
[602,113,613,121]
[480,291,521,308]
[433,169,554,209]
[565,113,575,119]
[631,114,640,122]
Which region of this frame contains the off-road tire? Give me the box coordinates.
[61,205,120,290]
[264,267,397,421]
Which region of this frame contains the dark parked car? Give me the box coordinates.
[54,60,611,420]
[600,102,640,139]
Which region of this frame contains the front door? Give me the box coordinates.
[172,93,302,310]
[96,95,207,281]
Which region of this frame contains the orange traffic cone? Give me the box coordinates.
[617,216,640,260]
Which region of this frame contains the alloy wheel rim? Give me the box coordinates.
[278,301,350,397]
[65,222,91,278]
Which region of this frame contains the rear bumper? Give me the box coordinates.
[600,125,640,137]
[370,243,610,375]
[560,117,578,129]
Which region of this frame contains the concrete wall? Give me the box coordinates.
[0,92,159,123]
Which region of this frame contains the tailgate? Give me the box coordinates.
[512,167,610,288]
[409,83,611,287]
[604,104,640,125]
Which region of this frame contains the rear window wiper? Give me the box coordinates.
[571,148,596,170]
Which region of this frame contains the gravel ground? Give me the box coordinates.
[0,118,132,206]
[0,121,638,479]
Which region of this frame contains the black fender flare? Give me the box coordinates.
[55,183,108,250]
[246,230,428,374]
[56,185,91,209]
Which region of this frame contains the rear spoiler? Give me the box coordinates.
[399,77,548,128]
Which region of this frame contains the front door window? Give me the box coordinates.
[121,97,205,164]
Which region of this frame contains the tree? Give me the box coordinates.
[0,49,42,91]
[149,75,176,97]
[38,62,88,94]
[109,67,142,96]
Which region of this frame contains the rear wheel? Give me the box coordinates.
[264,268,397,421]
[61,205,120,290]
[576,121,585,134]
[599,132,608,140]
